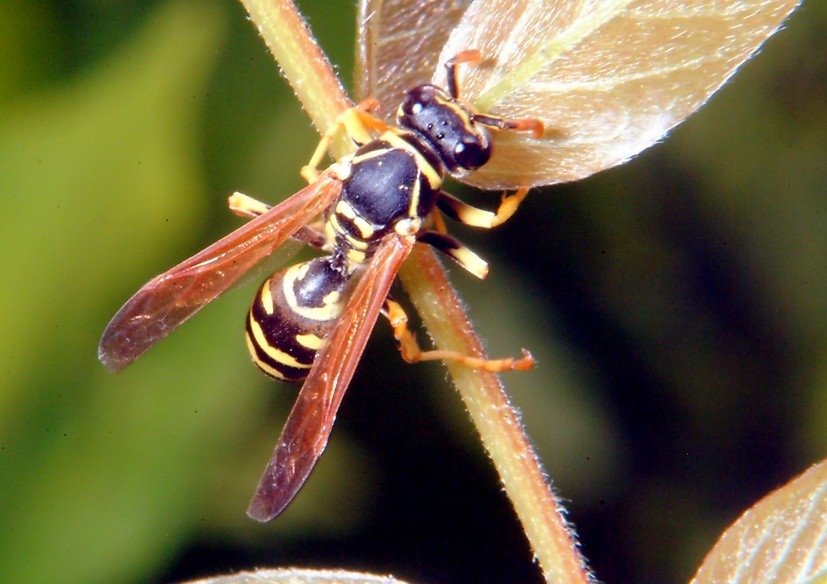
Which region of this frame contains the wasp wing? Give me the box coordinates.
[98,173,342,372]
[246,234,415,522]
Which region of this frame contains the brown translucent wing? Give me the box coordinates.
[98,173,342,372]
[355,0,472,113]
[246,234,414,522]
[433,0,802,189]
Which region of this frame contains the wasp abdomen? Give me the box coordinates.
[246,257,349,382]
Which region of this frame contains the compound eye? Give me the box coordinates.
[402,86,435,115]
[454,137,490,170]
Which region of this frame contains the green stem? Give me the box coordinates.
[399,247,592,584]
[238,0,350,142]
[237,1,591,582]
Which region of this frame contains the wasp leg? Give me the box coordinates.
[474,114,544,139]
[383,298,534,372]
[445,49,482,99]
[490,186,530,227]
[431,208,449,235]
[436,186,530,229]
[444,50,544,138]
[301,98,394,184]
[229,191,272,218]
[227,192,327,248]
[418,231,489,279]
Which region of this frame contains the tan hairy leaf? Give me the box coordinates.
[692,460,827,584]
[356,0,472,115]
[184,568,411,584]
[430,0,802,189]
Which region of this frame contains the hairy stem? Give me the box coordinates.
[238,1,590,581]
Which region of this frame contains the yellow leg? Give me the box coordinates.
[228,192,271,218]
[231,184,530,229]
[491,186,530,227]
[436,186,531,229]
[384,299,534,372]
[432,209,449,235]
[228,192,328,249]
[300,98,392,184]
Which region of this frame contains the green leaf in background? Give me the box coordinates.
[0,2,237,582]
[0,2,371,580]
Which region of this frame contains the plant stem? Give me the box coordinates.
[238,0,350,139]
[238,1,591,582]
[399,247,592,584]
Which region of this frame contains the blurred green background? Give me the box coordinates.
[1,1,825,583]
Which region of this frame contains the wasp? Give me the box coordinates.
[98,50,543,522]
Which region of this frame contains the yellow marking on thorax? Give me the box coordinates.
[380,130,442,191]
[394,217,422,238]
[328,158,353,181]
[327,213,371,255]
[335,200,376,240]
[406,173,422,219]
[346,248,367,265]
[350,147,391,166]
[325,220,337,247]
[335,199,357,220]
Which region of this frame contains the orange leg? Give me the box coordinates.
[445,50,544,139]
[301,98,393,183]
[384,299,534,372]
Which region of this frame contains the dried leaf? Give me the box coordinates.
[424,0,800,189]
[692,460,827,584]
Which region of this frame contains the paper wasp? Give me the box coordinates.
[98,49,542,522]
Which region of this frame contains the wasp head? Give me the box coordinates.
[397,85,492,177]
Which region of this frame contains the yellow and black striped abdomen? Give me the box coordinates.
[246,257,349,382]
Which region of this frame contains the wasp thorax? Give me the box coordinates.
[397,84,491,176]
